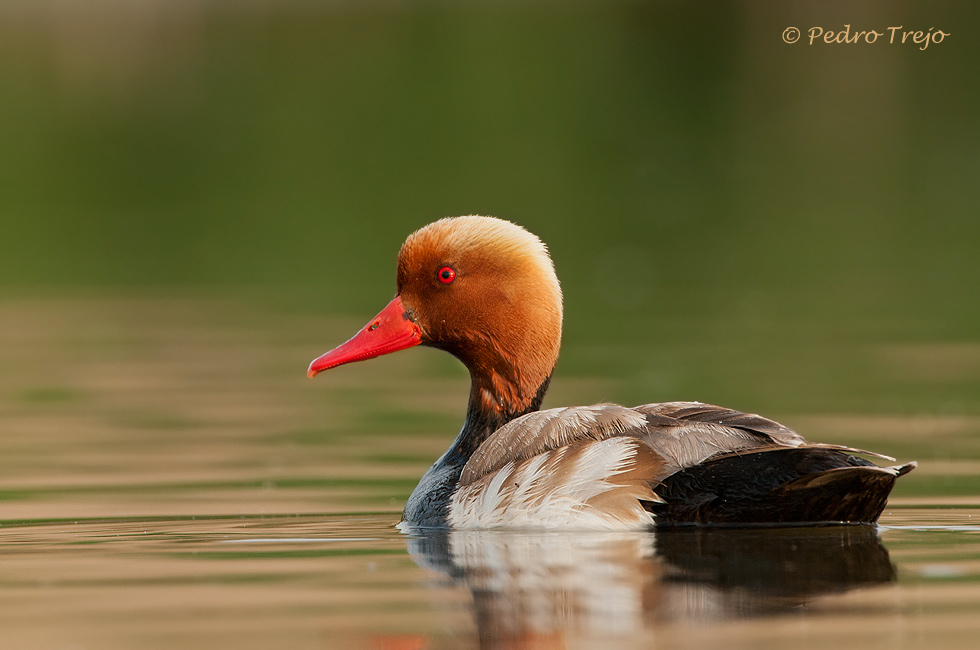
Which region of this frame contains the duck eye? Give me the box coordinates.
[437,266,456,284]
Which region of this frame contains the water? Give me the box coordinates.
[1,296,979,649]
[1,511,979,649]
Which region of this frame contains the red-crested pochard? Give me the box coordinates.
[308,216,915,529]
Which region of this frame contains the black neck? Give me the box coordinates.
[443,375,551,466]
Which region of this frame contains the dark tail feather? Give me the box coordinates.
[650,448,916,526]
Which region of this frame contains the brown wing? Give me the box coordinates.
[636,402,804,447]
[459,401,806,486]
[633,401,805,476]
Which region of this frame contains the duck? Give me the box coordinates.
[308,215,915,529]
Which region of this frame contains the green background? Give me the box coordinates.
[2,1,977,417]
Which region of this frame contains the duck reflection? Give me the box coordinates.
[654,526,894,618]
[402,525,894,645]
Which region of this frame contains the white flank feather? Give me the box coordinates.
[448,438,654,530]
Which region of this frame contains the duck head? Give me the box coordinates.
[308,215,563,421]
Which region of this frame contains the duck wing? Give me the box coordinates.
[459,401,805,487]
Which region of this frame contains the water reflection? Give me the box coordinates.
[403,525,894,646]
[654,526,895,617]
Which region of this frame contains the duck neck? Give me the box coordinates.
[442,370,552,466]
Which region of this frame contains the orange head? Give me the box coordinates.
[309,215,563,418]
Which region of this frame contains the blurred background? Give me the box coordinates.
[0,0,978,515]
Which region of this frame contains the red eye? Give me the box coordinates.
[437,266,456,284]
